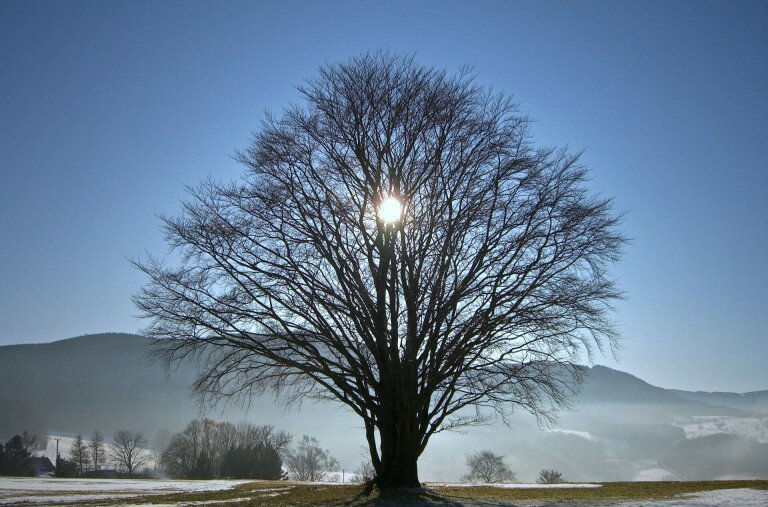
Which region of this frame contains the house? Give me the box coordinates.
[25,456,54,476]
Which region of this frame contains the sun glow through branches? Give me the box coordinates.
[379,196,402,224]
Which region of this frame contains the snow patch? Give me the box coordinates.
[622,488,768,506]
[425,482,602,488]
[674,416,768,443]
[0,477,249,493]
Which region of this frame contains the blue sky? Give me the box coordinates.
[1,0,766,392]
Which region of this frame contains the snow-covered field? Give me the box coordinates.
[674,415,768,443]
[622,488,768,506]
[424,482,602,489]
[0,478,248,505]
[1,478,766,506]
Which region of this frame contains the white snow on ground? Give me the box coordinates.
[621,488,768,506]
[1,478,766,506]
[425,482,602,488]
[0,494,138,505]
[0,477,249,506]
[0,477,249,492]
[674,415,768,443]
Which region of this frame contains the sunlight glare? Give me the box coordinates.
[379,196,402,224]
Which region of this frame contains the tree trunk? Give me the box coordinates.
[374,409,422,489]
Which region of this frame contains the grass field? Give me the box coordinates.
[1,478,767,506]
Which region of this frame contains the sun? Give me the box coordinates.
[379,196,402,224]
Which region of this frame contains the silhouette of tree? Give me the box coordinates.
[160,418,291,480]
[69,433,90,476]
[0,435,31,476]
[285,435,338,481]
[55,456,78,478]
[464,450,517,483]
[111,430,150,478]
[135,52,625,488]
[20,430,45,454]
[537,469,564,483]
[90,430,106,473]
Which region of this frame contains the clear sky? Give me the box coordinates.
[1,0,766,392]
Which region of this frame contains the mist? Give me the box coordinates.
[1,334,766,483]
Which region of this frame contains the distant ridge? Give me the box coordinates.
[0,333,764,439]
[0,332,147,348]
[669,388,768,414]
[0,333,197,437]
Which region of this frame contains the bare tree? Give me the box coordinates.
[111,430,150,478]
[160,420,205,479]
[354,459,376,483]
[160,418,293,479]
[235,422,292,457]
[69,433,90,476]
[159,418,225,479]
[285,435,339,481]
[20,430,46,454]
[463,450,517,483]
[90,430,106,473]
[537,469,564,484]
[135,52,625,488]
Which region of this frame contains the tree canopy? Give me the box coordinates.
[135,52,624,488]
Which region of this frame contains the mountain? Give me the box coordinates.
[0,334,199,437]
[576,365,756,417]
[668,389,768,414]
[1,333,766,481]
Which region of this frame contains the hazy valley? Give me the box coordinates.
[1,333,766,483]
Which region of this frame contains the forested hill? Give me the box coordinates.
[0,333,200,437]
[578,365,768,414]
[0,333,765,440]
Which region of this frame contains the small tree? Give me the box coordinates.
[464,451,517,483]
[235,422,292,457]
[20,430,46,454]
[69,434,90,476]
[55,455,78,477]
[90,430,106,473]
[285,435,339,482]
[354,459,376,484]
[537,469,564,484]
[161,420,205,479]
[221,445,283,479]
[0,435,31,476]
[111,430,150,478]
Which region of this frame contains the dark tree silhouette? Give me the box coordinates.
[69,433,90,476]
[285,435,339,482]
[0,435,31,476]
[135,53,625,489]
[464,450,517,483]
[159,418,291,479]
[537,469,564,484]
[20,430,45,454]
[111,430,150,478]
[90,430,106,473]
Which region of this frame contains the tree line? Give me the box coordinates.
[463,450,565,484]
[0,431,47,476]
[2,420,341,481]
[54,429,150,478]
[159,419,340,482]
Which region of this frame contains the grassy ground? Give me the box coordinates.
[86,480,768,506]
